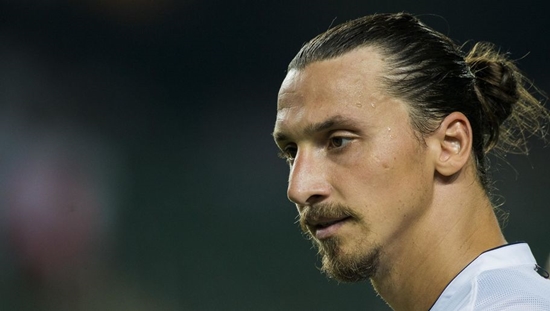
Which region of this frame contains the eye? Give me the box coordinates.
[278,144,297,164]
[328,136,353,149]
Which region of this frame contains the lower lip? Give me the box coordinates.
[314,218,349,240]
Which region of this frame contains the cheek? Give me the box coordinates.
[334,130,429,196]
[351,141,429,202]
[358,143,403,183]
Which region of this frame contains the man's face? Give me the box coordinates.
[273,47,436,282]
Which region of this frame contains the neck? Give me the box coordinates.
[371,178,506,311]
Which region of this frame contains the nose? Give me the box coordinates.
[287,149,331,206]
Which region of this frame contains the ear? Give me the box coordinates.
[426,112,473,177]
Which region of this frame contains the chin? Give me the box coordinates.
[316,237,381,283]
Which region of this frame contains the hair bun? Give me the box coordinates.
[466,43,521,149]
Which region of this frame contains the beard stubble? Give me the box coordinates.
[299,203,381,283]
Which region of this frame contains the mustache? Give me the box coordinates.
[299,203,360,233]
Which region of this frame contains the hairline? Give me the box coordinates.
[287,45,433,148]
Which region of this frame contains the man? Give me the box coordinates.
[272,13,550,310]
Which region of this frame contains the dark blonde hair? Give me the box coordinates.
[289,12,549,191]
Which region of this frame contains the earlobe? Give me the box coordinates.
[431,112,473,177]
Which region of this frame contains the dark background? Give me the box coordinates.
[0,1,548,310]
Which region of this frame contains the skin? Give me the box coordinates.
[273,47,506,311]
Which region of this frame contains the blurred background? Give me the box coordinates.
[0,0,548,310]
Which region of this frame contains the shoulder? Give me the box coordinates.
[431,244,550,311]
[473,265,550,310]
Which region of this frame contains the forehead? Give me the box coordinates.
[274,47,406,137]
[277,47,387,111]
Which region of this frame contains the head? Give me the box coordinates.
[273,13,548,282]
[288,13,545,190]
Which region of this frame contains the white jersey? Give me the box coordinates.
[430,243,550,310]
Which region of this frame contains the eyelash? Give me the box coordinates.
[328,136,352,150]
[278,145,297,164]
[278,135,353,164]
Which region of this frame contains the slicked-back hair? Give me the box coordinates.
[288,13,549,193]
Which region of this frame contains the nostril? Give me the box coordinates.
[306,194,326,205]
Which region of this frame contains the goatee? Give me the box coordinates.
[299,203,380,282]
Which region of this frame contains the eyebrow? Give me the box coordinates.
[273,115,357,143]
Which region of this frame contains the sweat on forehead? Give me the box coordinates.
[277,46,388,112]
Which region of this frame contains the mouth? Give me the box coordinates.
[308,216,352,240]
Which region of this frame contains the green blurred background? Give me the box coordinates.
[0,1,548,310]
